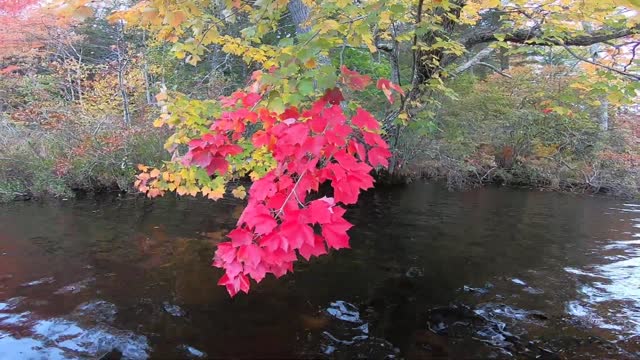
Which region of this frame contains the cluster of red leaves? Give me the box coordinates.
[182,68,396,296]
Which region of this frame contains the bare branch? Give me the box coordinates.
[476,62,513,78]
[452,47,495,76]
[560,44,640,81]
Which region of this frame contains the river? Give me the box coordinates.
[0,183,639,359]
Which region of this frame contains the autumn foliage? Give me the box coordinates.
[136,67,399,296]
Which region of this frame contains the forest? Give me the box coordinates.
[0,0,639,295]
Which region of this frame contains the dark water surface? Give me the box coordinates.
[1,183,639,359]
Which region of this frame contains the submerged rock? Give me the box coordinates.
[72,300,118,324]
[54,277,96,295]
[21,276,55,287]
[318,300,398,359]
[405,267,424,278]
[163,302,186,317]
[179,344,207,358]
[462,283,493,295]
[0,297,25,311]
[326,301,361,323]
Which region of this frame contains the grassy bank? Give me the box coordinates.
[0,114,169,202]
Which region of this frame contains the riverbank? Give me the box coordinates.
[1,117,638,202]
[394,154,640,199]
[2,138,639,202]
[2,165,638,204]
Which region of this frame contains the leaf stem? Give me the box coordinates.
[274,169,307,218]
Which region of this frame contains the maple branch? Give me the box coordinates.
[274,169,307,219]
[560,44,640,81]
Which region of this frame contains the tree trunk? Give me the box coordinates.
[287,0,311,34]
[599,97,609,131]
[116,21,131,126]
[499,47,510,70]
[142,31,152,105]
[76,53,83,106]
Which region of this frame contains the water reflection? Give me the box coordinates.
[0,186,639,358]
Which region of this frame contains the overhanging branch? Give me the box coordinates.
[462,25,640,48]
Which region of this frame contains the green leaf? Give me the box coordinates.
[268,92,285,113]
[298,78,314,96]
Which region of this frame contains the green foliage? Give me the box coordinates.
[399,64,639,196]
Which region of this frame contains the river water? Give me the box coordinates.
[0,183,639,359]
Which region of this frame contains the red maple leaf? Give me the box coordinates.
[307,198,334,224]
[227,228,253,247]
[280,220,314,250]
[322,215,353,250]
[237,244,263,267]
[238,203,277,235]
[376,79,404,104]
[322,87,345,105]
[368,146,392,168]
[340,65,372,91]
[352,108,380,131]
[299,234,328,260]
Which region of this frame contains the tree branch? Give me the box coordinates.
[476,62,512,78]
[462,25,640,48]
[451,47,495,76]
[560,44,640,81]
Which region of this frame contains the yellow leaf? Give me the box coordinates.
[231,185,247,199]
[319,20,340,34]
[150,169,161,178]
[137,164,150,172]
[207,187,225,200]
[153,118,164,127]
[167,10,186,28]
[177,186,188,196]
[141,8,161,24]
